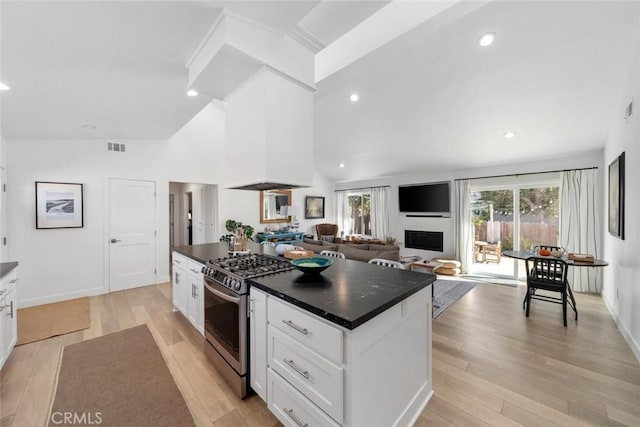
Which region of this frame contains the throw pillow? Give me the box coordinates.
[320,235,335,243]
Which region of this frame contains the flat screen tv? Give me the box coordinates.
[399,182,451,216]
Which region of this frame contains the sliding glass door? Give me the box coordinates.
[469,178,560,281]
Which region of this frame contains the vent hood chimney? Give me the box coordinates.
[224,68,314,191]
[185,13,316,190]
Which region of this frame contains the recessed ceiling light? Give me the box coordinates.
[478,32,495,47]
[503,131,516,139]
[187,89,198,97]
[81,124,97,130]
[339,163,345,168]
[0,82,10,91]
[349,93,359,102]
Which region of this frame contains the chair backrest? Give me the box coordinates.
[525,256,567,287]
[368,258,405,269]
[316,223,339,241]
[320,250,345,259]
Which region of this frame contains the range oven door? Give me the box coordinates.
[203,280,247,375]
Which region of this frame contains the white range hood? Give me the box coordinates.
[186,13,316,190]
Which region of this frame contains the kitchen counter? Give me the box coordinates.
[0,262,19,280]
[249,257,434,329]
[173,242,276,265]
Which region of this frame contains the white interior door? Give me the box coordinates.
[109,178,157,292]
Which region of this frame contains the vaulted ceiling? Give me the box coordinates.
[2,1,639,182]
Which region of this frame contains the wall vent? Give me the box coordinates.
[624,100,633,121]
[106,141,126,152]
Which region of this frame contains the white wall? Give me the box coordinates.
[602,24,640,360]
[336,149,603,260]
[7,100,335,307]
[8,103,227,307]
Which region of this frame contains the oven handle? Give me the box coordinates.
[204,283,241,304]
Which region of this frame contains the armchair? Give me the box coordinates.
[315,223,340,243]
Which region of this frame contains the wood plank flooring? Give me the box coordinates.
[1,281,639,426]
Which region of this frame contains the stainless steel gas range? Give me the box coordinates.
[201,253,294,398]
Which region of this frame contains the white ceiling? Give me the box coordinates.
[2,1,640,183]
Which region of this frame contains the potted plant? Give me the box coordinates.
[220,220,255,247]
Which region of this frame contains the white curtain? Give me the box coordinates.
[370,186,390,240]
[335,190,347,238]
[560,169,602,293]
[454,180,473,274]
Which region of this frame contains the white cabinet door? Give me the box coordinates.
[2,285,17,354]
[0,277,17,370]
[187,260,204,335]
[172,254,188,315]
[250,287,268,401]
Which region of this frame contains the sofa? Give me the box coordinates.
[295,238,401,262]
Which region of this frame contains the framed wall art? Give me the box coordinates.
[305,196,325,219]
[35,181,84,229]
[608,152,625,239]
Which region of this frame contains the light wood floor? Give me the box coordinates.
[1,281,639,426]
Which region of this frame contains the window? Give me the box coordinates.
[346,192,371,236]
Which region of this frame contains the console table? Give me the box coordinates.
[255,231,304,246]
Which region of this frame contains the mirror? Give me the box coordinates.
[260,190,292,223]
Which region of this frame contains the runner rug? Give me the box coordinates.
[48,324,195,427]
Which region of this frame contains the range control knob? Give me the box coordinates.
[234,282,241,291]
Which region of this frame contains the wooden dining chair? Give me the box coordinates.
[524,256,576,326]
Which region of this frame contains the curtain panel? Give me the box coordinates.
[454,180,473,274]
[335,190,347,238]
[560,169,602,293]
[370,186,390,240]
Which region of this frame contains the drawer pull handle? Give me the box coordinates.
[9,279,17,284]
[284,408,308,427]
[0,290,4,296]
[283,359,309,379]
[282,319,308,335]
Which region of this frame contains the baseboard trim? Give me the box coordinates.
[602,293,640,363]
[18,286,106,309]
[394,381,433,427]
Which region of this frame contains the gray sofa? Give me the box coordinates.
[295,238,401,262]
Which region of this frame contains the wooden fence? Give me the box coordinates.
[475,221,558,251]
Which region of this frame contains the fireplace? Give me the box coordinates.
[404,230,443,252]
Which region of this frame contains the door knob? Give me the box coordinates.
[110,238,122,243]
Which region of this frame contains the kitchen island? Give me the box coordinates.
[173,243,434,427]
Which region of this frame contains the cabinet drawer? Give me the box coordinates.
[0,270,17,293]
[269,326,343,423]
[268,297,343,364]
[268,368,340,427]
[186,259,204,279]
[172,252,187,267]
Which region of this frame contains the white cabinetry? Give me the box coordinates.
[249,287,268,401]
[253,286,432,427]
[0,268,18,370]
[172,252,204,335]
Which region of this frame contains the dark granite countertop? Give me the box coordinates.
[173,243,434,330]
[173,242,276,264]
[249,258,434,330]
[0,262,19,280]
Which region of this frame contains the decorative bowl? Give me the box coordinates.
[290,257,333,274]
